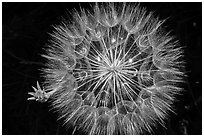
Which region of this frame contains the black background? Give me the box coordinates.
[2,2,202,135]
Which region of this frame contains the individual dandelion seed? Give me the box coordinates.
[28,2,185,135]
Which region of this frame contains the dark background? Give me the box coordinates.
[2,2,202,135]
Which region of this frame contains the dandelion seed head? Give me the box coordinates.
[37,2,185,135]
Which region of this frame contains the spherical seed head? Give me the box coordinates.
[41,2,184,135]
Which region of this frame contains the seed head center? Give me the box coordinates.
[107,63,120,76]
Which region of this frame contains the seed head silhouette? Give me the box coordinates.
[28,3,184,135]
